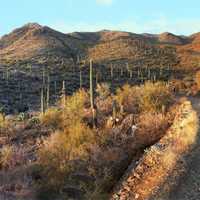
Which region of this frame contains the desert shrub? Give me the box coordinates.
[40,108,63,130]
[28,116,40,126]
[115,82,173,114]
[37,121,96,193]
[0,145,26,170]
[115,84,140,114]
[135,112,170,146]
[138,81,174,113]
[96,83,111,100]
[96,95,114,117]
[16,112,30,122]
[0,114,12,136]
[62,89,90,126]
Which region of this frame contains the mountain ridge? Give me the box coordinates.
[1,23,200,70]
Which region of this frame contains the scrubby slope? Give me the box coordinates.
[1,23,200,69]
[111,99,198,200]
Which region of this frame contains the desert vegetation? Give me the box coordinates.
[0,80,180,200]
[1,23,200,200]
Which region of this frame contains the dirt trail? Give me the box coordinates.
[162,96,200,200]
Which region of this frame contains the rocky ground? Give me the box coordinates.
[164,97,200,200]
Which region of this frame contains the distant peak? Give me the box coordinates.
[99,29,111,32]
[24,23,42,29]
[160,32,175,36]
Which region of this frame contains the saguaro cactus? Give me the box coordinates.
[129,69,133,79]
[112,100,117,119]
[54,80,57,96]
[46,73,50,108]
[159,67,163,77]
[153,73,156,82]
[110,64,114,78]
[62,80,66,108]
[90,60,94,109]
[137,67,141,79]
[90,59,97,128]
[6,67,9,86]
[41,87,45,114]
[80,68,82,89]
[120,68,123,76]
[148,68,151,80]
[42,67,46,86]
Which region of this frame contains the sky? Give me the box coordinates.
[1,0,200,36]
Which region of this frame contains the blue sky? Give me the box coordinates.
[1,0,200,36]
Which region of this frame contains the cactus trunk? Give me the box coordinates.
[80,69,82,88]
[62,80,66,108]
[90,59,96,128]
[46,74,50,108]
[41,87,45,114]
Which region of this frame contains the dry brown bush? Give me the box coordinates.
[37,121,96,191]
[135,112,170,146]
[0,145,26,170]
[39,108,63,130]
[115,82,174,114]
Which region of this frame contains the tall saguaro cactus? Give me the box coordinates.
[42,67,46,86]
[46,73,50,109]
[110,63,113,78]
[41,87,45,114]
[148,68,151,80]
[80,68,82,89]
[120,68,123,76]
[54,80,57,96]
[6,67,9,86]
[90,60,94,109]
[129,69,133,79]
[112,99,117,119]
[62,80,66,108]
[90,59,96,128]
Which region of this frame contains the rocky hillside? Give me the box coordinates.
[1,23,200,69]
[0,23,200,113]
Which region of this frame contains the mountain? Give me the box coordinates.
[157,32,187,45]
[1,23,200,113]
[1,23,200,70]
